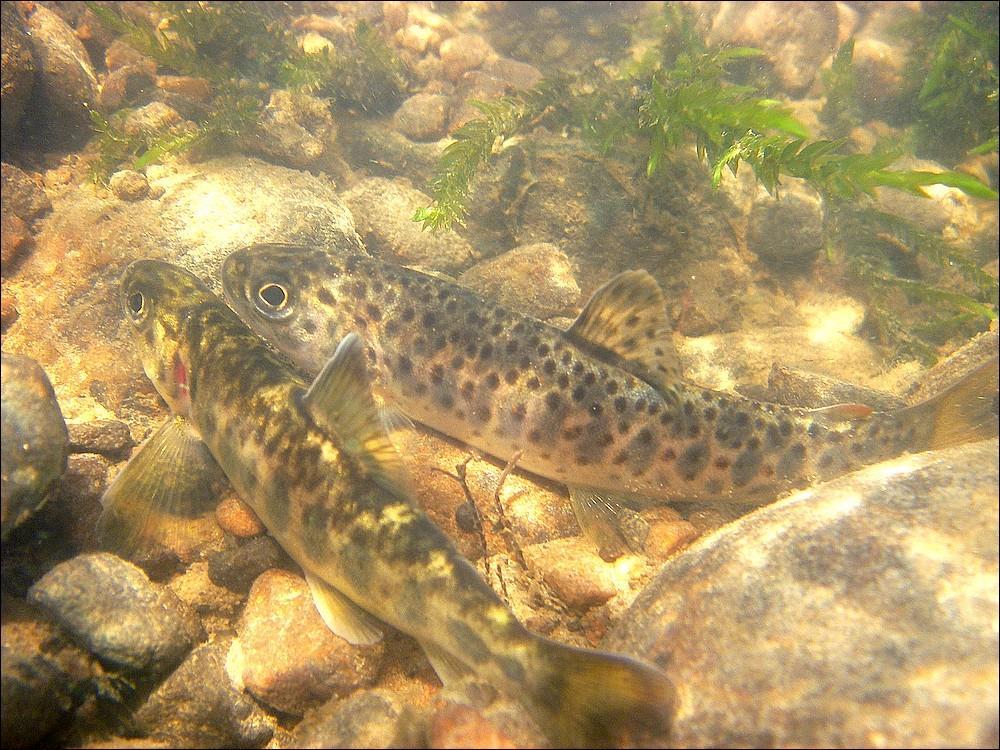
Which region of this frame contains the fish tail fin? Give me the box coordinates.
[529,637,674,747]
[907,356,999,450]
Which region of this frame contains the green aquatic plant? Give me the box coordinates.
[827,202,998,363]
[896,2,999,164]
[414,4,997,230]
[86,1,406,179]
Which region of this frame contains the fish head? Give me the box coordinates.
[120,259,215,418]
[222,243,346,371]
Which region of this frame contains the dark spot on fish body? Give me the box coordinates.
[402,307,415,322]
[472,405,491,423]
[526,376,541,390]
[545,392,562,412]
[705,478,724,494]
[366,304,382,322]
[583,372,596,386]
[543,359,556,375]
[451,355,465,370]
[437,391,455,410]
[776,443,806,479]
[505,369,519,385]
[422,311,437,328]
[430,364,444,384]
[497,656,525,683]
[445,619,490,662]
[557,373,570,389]
[731,448,763,487]
[678,442,709,480]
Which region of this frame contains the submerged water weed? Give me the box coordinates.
[86,2,406,181]
[415,3,997,362]
[896,2,999,164]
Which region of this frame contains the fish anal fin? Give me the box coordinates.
[302,333,408,494]
[97,415,223,560]
[305,571,384,646]
[565,270,682,387]
[568,486,650,561]
[911,355,1000,450]
[419,639,474,686]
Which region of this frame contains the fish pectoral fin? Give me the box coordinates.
[419,639,474,686]
[568,486,650,561]
[564,270,683,387]
[97,415,224,560]
[305,572,384,646]
[302,333,408,494]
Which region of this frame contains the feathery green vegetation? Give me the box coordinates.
[86,1,406,180]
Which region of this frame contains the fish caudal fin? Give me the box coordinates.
[908,355,999,450]
[531,638,674,747]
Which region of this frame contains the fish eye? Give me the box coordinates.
[252,280,294,320]
[258,283,287,308]
[126,290,145,320]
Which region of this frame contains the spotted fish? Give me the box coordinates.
[99,260,673,747]
[221,243,1000,555]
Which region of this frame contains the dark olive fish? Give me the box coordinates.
[99,260,673,747]
[221,243,1000,555]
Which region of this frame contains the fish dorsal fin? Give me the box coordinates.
[97,415,224,560]
[302,333,406,491]
[565,271,682,387]
[305,571,384,645]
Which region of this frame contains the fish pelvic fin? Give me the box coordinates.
[530,637,675,748]
[302,332,409,494]
[97,415,223,561]
[565,270,683,388]
[906,355,999,450]
[568,486,650,561]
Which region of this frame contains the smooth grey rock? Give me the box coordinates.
[67,419,135,459]
[245,90,336,169]
[762,363,906,411]
[27,553,204,678]
[135,636,273,748]
[207,535,289,594]
[0,2,35,147]
[0,164,52,225]
[20,3,98,148]
[458,242,580,319]
[392,92,451,142]
[291,689,406,749]
[747,178,824,269]
[606,439,1000,748]
[0,597,96,749]
[1,354,68,541]
[341,176,478,271]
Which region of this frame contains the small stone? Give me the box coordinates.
[246,89,336,169]
[67,419,135,458]
[1,354,69,541]
[341,177,478,271]
[155,75,212,102]
[167,561,244,626]
[396,24,438,54]
[1,291,18,329]
[135,636,274,747]
[105,39,152,72]
[430,701,518,749]
[109,170,151,202]
[392,92,451,142]
[1,211,29,267]
[293,688,406,748]
[764,363,906,411]
[27,552,204,678]
[96,62,157,111]
[747,178,823,269]
[706,1,838,94]
[1,163,52,224]
[439,33,494,81]
[207,535,288,594]
[522,537,628,611]
[852,36,907,110]
[123,102,183,139]
[215,493,265,538]
[236,569,385,714]
[458,243,581,319]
